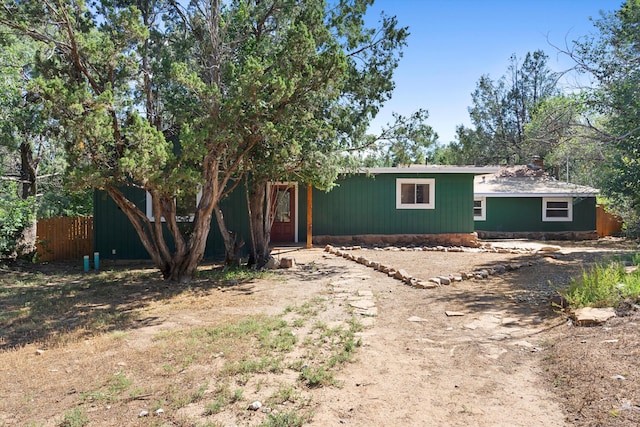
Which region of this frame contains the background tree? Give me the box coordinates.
[443,50,560,166]
[0,30,91,259]
[358,110,438,167]
[557,0,640,233]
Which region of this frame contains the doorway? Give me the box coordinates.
[270,184,297,243]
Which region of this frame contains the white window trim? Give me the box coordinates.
[396,178,435,209]
[146,190,203,222]
[542,197,572,222]
[474,197,486,221]
[267,182,299,242]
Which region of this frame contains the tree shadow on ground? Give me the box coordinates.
[425,249,637,324]
[0,257,344,350]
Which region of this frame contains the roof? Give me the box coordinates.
[360,165,500,175]
[475,174,599,198]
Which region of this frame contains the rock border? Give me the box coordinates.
[323,244,550,290]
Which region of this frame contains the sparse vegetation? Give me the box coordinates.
[259,410,311,427]
[561,254,640,308]
[58,408,89,427]
[0,260,369,425]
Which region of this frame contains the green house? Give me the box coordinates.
[473,169,599,240]
[93,166,497,260]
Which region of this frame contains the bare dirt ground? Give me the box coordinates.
[1,238,639,426]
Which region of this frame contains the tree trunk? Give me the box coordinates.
[247,179,271,268]
[106,184,217,283]
[16,141,38,258]
[213,205,244,266]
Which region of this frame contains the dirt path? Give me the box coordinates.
[287,249,567,426]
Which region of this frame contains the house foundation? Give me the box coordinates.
[312,233,481,248]
[476,230,598,240]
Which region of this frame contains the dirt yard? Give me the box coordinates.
[1,238,639,426]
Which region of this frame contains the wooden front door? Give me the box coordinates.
[270,185,295,243]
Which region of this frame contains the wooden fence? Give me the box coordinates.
[36,216,93,262]
[596,204,623,237]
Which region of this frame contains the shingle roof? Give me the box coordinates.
[475,171,599,197]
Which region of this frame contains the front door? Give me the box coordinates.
[270,185,295,243]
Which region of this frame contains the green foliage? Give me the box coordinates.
[359,110,438,167]
[566,0,640,233]
[447,50,560,166]
[0,0,413,280]
[259,410,311,427]
[561,255,640,308]
[0,182,35,258]
[58,407,89,427]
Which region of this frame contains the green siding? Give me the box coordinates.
[475,197,597,232]
[95,173,477,260]
[94,186,250,261]
[312,173,474,235]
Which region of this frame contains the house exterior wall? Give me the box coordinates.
[93,172,477,260]
[93,186,250,260]
[312,173,474,236]
[474,196,597,237]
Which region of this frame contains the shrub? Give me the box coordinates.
[0,182,35,259]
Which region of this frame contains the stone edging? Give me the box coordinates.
[323,244,552,290]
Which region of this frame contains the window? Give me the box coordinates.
[273,189,291,222]
[542,197,572,222]
[396,178,435,209]
[146,190,202,222]
[474,197,486,221]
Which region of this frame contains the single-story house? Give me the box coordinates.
[473,165,599,240]
[93,165,497,260]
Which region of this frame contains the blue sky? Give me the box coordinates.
[366,0,624,145]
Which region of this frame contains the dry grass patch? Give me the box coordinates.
[0,261,361,426]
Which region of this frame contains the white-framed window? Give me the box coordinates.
[542,197,572,222]
[474,197,486,221]
[146,190,202,222]
[396,178,435,209]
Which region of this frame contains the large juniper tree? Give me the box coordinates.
[0,0,411,279]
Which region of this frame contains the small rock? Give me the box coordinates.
[248,401,262,411]
[550,294,568,308]
[437,276,451,285]
[445,311,465,317]
[265,257,280,269]
[539,245,562,252]
[279,257,295,268]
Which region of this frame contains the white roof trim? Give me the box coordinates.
[361,166,499,174]
[475,192,598,198]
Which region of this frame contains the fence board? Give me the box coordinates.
[596,204,623,237]
[36,216,93,262]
